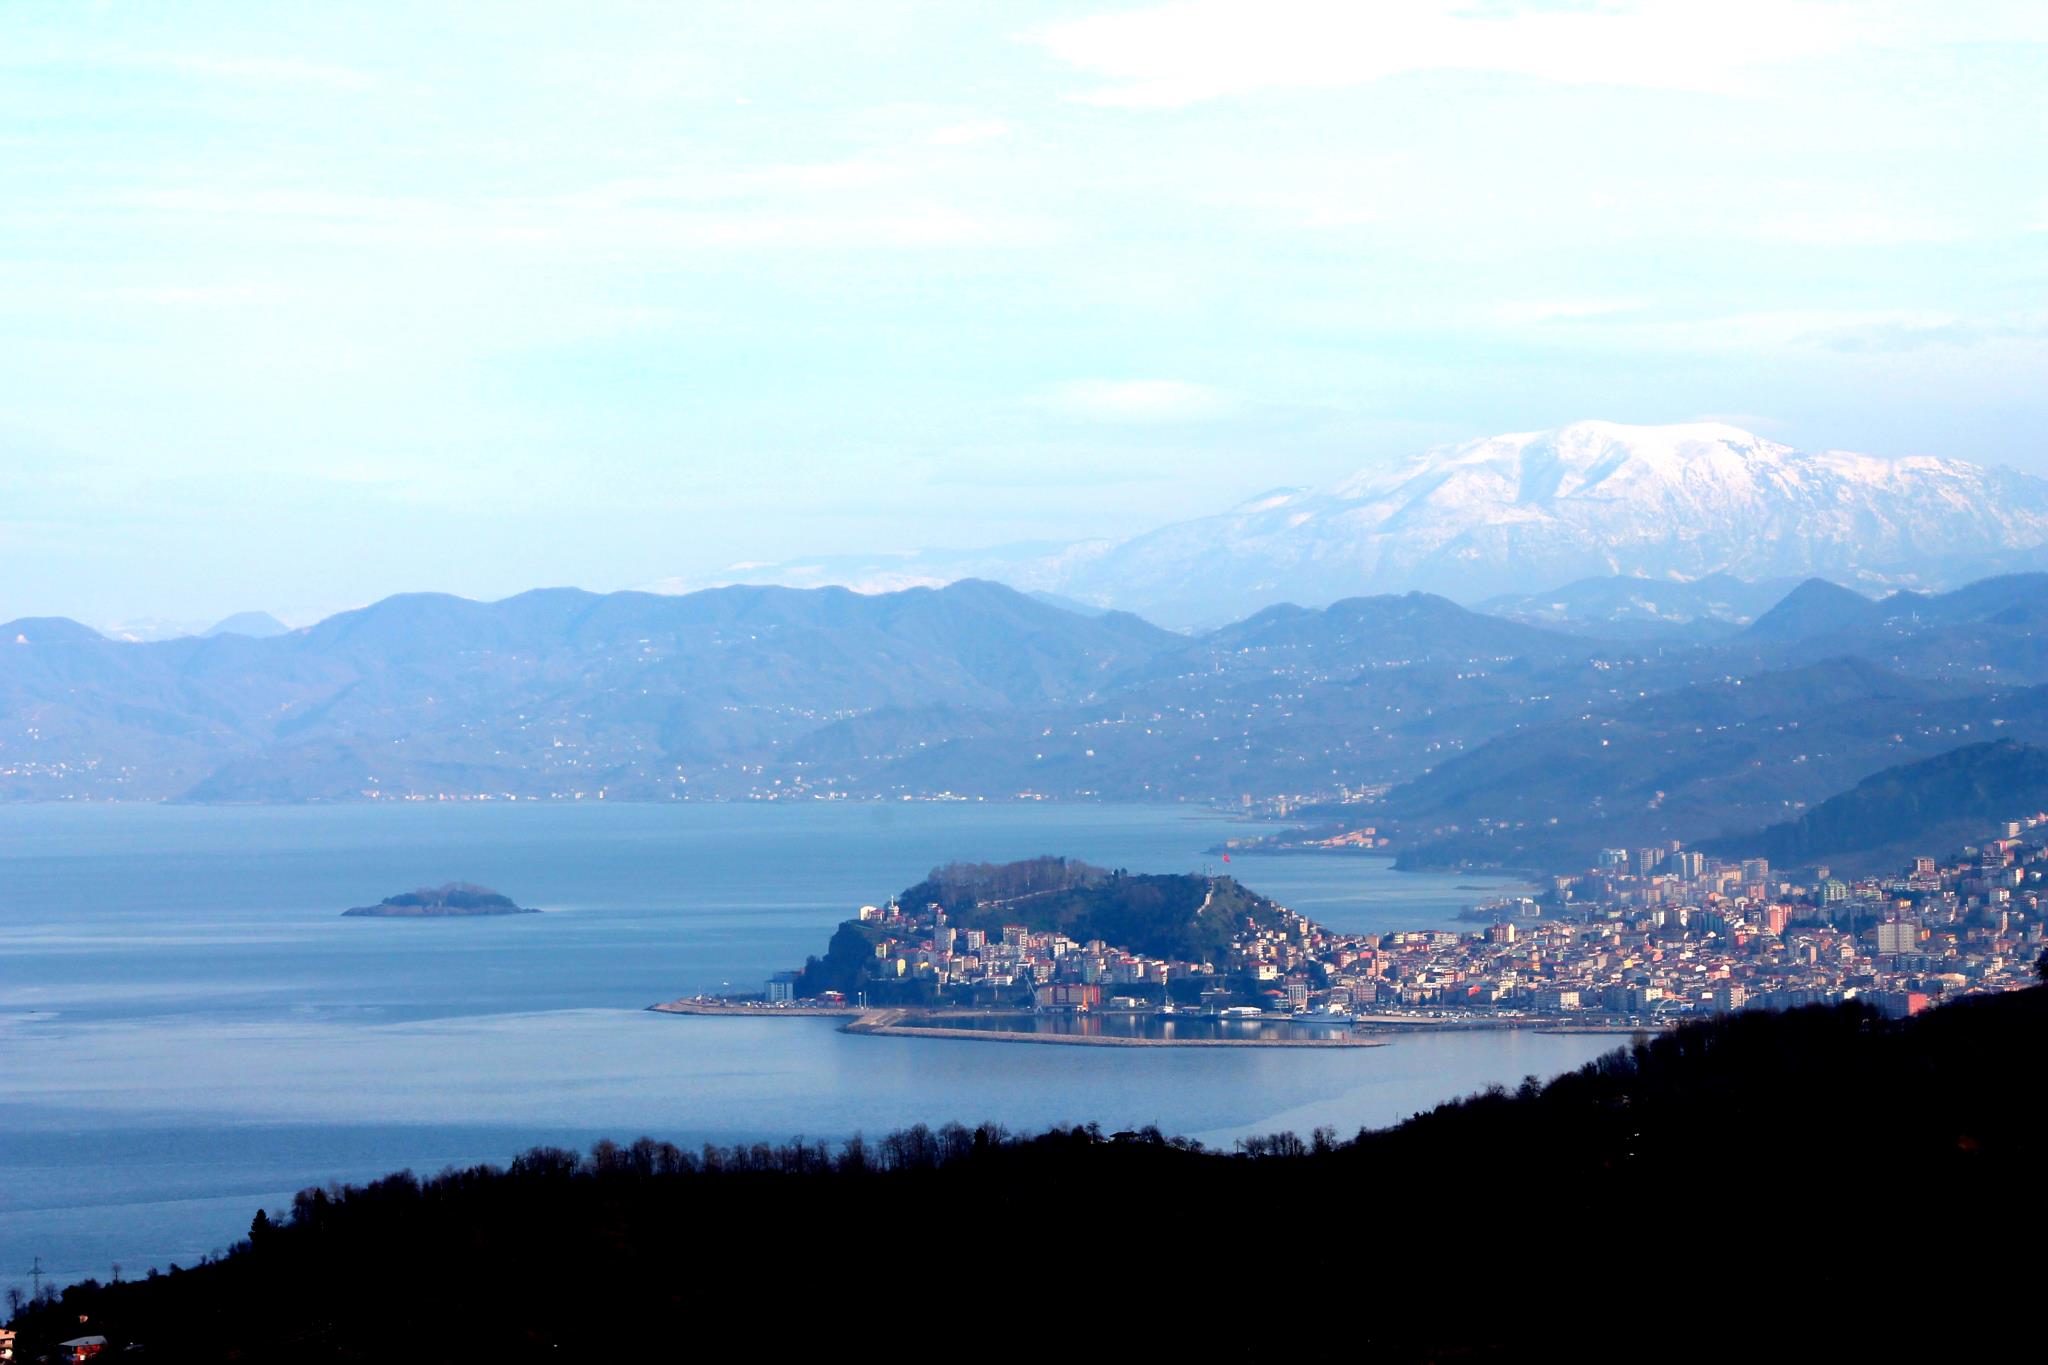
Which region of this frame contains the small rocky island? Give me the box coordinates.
[342,883,539,918]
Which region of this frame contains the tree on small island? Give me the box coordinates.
[341,883,540,917]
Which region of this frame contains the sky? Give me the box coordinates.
[2,0,2044,629]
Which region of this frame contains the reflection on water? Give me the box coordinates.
[0,803,1589,1294]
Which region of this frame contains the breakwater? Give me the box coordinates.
[839,1009,1389,1048]
[650,997,864,1018]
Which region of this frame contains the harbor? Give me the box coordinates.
[651,997,1394,1046]
[649,997,1662,1045]
[841,1008,1388,1047]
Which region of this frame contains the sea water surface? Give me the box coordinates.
[0,803,1609,1293]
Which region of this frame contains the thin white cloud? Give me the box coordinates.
[927,121,1013,146]
[1492,298,1647,326]
[1043,379,1238,422]
[1800,313,2048,353]
[123,52,376,92]
[1032,0,1860,107]
[1581,307,1958,354]
[1689,412,1792,434]
[90,283,288,306]
[104,180,1055,253]
[1747,206,1970,247]
[1300,204,1383,229]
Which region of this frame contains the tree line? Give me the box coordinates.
[9,986,2043,1361]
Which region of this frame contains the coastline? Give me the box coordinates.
[650,998,864,1018]
[650,998,1658,1043]
[650,999,1391,1046]
[841,1009,1389,1048]
[1352,1016,1662,1037]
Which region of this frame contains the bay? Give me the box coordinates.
[0,802,1605,1294]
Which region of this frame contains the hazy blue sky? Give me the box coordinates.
[4,1,2043,627]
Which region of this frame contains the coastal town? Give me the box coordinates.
[1362,821,2048,1023]
[726,818,2048,1033]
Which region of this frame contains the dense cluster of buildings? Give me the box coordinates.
[775,897,1256,1009]
[773,817,2047,1024]
[1358,820,2047,1019]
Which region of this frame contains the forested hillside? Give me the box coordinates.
[796,859,1282,1000]
[1705,739,2048,867]
[10,986,2040,1360]
[10,572,2048,880]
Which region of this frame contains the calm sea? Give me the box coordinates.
[0,803,1610,1293]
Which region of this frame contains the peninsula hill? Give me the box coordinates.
[342,884,539,918]
[795,856,1300,1007]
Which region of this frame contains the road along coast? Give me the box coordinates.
[650,998,1656,1042]
[838,1009,1389,1048]
[650,997,864,1018]
[650,999,1387,1045]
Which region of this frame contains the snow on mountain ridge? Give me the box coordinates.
[648,420,2048,628]
[1039,420,2048,624]
[1331,420,1785,501]
[1332,421,2031,534]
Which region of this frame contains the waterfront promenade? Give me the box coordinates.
[650,996,864,1018]
[650,998,1389,1047]
[841,1008,1388,1048]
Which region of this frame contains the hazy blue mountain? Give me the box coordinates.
[1705,739,2048,868]
[1746,572,2048,643]
[202,610,292,639]
[1735,572,2048,688]
[1023,589,1114,618]
[9,570,2048,824]
[1196,592,1578,664]
[1,616,105,645]
[95,616,212,643]
[1382,657,2048,870]
[1742,578,1884,641]
[842,597,1643,803]
[1879,573,2048,626]
[0,580,1181,801]
[664,421,2048,627]
[1478,572,1793,640]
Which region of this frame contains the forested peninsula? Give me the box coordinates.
[795,857,1281,1005]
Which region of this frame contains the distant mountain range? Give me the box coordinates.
[88,610,293,643]
[8,567,2048,876]
[661,421,2048,628]
[5,577,1605,804]
[0,581,1179,802]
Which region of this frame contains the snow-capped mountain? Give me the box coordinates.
[661,421,2048,628]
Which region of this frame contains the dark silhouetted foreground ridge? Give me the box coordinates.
[9,984,2041,1361]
